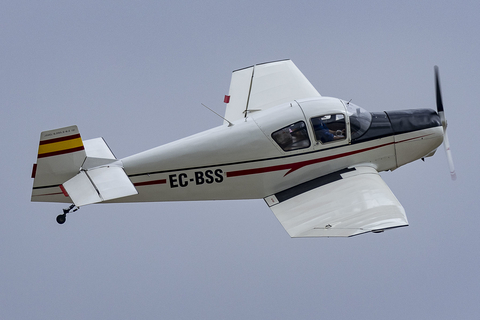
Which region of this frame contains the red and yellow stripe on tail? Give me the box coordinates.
[37,129,84,159]
[32,125,87,203]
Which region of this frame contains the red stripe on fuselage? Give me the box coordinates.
[226,132,435,178]
[226,141,394,178]
[133,179,167,187]
[31,192,65,197]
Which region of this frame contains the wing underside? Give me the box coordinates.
[265,167,408,237]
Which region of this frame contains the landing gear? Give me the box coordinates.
[56,214,66,224]
[56,204,79,224]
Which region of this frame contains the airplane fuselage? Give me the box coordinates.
[120,97,443,203]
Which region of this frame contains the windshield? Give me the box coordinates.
[344,101,372,140]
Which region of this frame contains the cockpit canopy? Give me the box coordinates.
[343,101,372,140]
[252,97,374,153]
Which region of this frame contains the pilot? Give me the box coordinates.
[312,118,345,143]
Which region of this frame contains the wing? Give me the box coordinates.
[264,167,408,237]
[224,59,321,124]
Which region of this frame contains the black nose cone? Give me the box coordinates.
[385,109,441,134]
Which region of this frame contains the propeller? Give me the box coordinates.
[434,66,456,180]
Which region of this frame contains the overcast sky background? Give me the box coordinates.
[1,1,479,319]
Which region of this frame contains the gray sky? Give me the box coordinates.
[1,0,479,319]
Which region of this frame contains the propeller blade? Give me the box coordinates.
[443,129,456,180]
[435,65,448,130]
[434,65,444,113]
[434,66,456,180]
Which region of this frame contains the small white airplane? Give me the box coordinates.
[31,60,455,237]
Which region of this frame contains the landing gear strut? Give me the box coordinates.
[56,204,79,224]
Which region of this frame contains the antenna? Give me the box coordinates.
[201,103,234,127]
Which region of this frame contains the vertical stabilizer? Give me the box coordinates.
[32,126,86,203]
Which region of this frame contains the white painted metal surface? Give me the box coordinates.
[31,60,448,235]
[224,60,320,123]
[63,171,102,206]
[63,166,137,207]
[266,167,408,237]
[82,137,117,169]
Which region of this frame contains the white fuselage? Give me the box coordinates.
[119,97,444,202]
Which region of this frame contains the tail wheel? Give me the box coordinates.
[56,214,66,224]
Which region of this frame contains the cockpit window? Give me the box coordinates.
[271,121,310,151]
[311,114,346,143]
[344,102,372,140]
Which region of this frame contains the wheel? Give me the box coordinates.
[56,214,66,224]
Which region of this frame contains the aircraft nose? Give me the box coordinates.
[385,109,443,168]
[385,109,441,134]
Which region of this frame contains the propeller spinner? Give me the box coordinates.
[434,66,456,180]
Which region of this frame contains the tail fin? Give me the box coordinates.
[31,125,137,206]
[32,126,87,203]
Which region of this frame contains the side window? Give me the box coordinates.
[311,114,346,143]
[271,121,310,151]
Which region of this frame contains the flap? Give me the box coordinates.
[62,166,138,207]
[224,60,320,124]
[265,167,408,237]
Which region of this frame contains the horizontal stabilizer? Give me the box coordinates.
[82,137,117,169]
[63,166,138,207]
[265,167,408,237]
